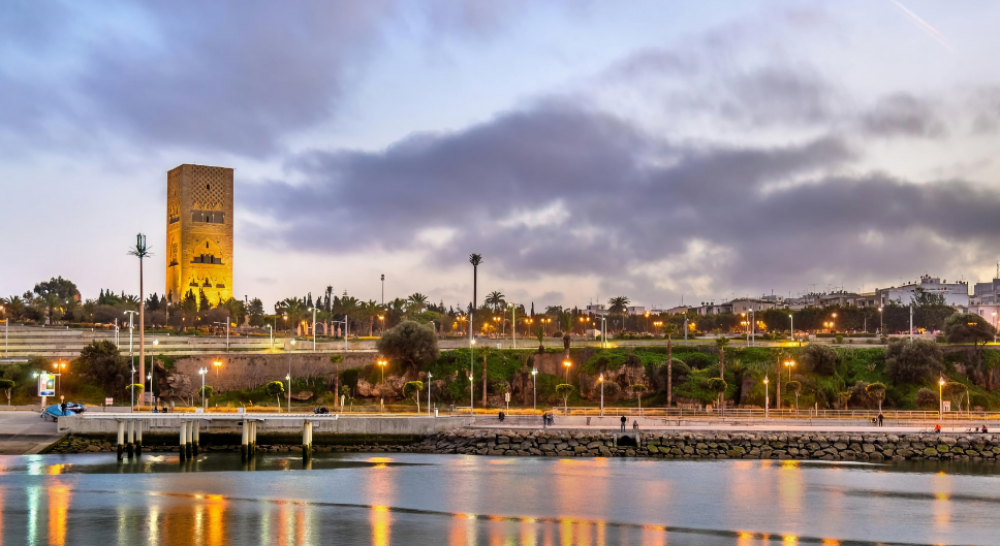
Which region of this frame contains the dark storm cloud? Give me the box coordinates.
[0,0,535,156]
[243,98,1000,301]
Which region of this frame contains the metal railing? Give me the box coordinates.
[548,407,1000,421]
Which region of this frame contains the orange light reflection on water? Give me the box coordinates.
[47,486,70,546]
[371,505,390,546]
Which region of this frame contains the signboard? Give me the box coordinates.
[105,398,113,406]
[38,374,55,397]
[237,407,246,414]
[943,401,951,412]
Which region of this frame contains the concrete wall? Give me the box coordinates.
[58,415,473,445]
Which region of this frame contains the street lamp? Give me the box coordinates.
[51,362,66,397]
[469,337,476,415]
[378,315,385,337]
[266,324,273,350]
[789,314,794,345]
[147,372,153,409]
[598,373,604,416]
[427,372,433,416]
[377,358,387,385]
[939,377,945,420]
[562,359,572,381]
[878,306,883,337]
[764,375,769,418]
[783,359,795,381]
[198,368,207,409]
[286,373,291,413]
[531,367,538,411]
[213,360,222,377]
[468,372,474,415]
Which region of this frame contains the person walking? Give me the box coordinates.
[877,413,884,427]
[620,415,627,432]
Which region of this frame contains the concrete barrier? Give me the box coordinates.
[58,414,473,446]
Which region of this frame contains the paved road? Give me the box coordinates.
[0,411,62,454]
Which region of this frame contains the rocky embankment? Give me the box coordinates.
[46,429,1000,462]
[406,429,1000,462]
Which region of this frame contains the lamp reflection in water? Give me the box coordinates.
[371,505,391,546]
[48,486,70,546]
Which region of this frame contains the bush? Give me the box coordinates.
[375,321,440,375]
[601,381,621,401]
[800,345,839,375]
[935,334,947,344]
[679,352,714,369]
[916,388,938,408]
[835,335,844,344]
[885,339,943,384]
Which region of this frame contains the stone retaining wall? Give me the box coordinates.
[406,429,1000,462]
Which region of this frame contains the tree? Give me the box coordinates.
[707,378,727,414]
[714,331,730,379]
[76,340,128,395]
[535,327,545,354]
[33,276,80,301]
[403,381,424,413]
[0,379,13,405]
[800,344,839,376]
[663,323,677,407]
[199,385,214,403]
[915,388,938,409]
[495,381,510,411]
[608,296,630,332]
[786,381,802,411]
[885,339,943,384]
[266,381,285,410]
[944,382,969,413]
[128,233,152,385]
[631,384,647,414]
[561,314,572,352]
[407,293,429,314]
[945,313,996,366]
[836,391,851,410]
[485,291,506,314]
[126,384,144,406]
[865,382,886,413]
[375,321,440,376]
[555,384,574,413]
[341,385,354,412]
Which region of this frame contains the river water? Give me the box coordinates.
[0,452,995,545]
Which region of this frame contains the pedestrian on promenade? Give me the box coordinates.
[934,423,941,434]
[983,424,989,433]
[498,411,505,422]
[632,420,639,431]
[877,413,883,427]
[620,415,627,432]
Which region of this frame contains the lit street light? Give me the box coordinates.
[198,368,207,409]
[764,375,769,418]
[213,360,222,377]
[598,373,604,416]
[939,376,945,420]
[562,359,572,381]
[784,359,795,381]
[531,367,538,411]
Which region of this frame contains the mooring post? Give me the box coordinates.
[126,421,135,458]
[193,420,200,455]
[116,420,125,461]
[241,420,249,459]
[302,421,312,458]
[136,420,143,455]
[250,421,257,453]
[179,421,188,461]
[186,420,195,458]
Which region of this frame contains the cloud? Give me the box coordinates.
[861,93,946,138]
[241,94,1000,303]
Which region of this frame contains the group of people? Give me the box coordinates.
[870,413,885,426]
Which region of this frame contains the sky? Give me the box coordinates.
[4,0,1000,312]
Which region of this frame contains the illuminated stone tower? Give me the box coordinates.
[165,164,234,307]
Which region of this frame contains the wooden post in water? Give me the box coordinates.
[193,421,200,455]
[116,420,125,461]
[179,421,187,461]
[186,421,194,458]
[126,421,135,458]
[136,421,143,455]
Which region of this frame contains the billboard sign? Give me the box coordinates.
[38,374,55,397]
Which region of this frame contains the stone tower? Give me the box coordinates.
[165,164,234,307]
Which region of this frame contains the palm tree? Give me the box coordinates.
[837,391,851,410]
[608,296,630,332]
[485,291,506,314]
[663,323,678,407]
[707,378,727,415]
[713,329,730,379]
[362,300,381,336]
[407,293,429,314]
[128,233,152,387]
[560,313,572,353]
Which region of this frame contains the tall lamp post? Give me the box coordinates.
[598,373,604,416]
[562,359,572,382]
[878,306,883,337]
[267,324,273,350]
[789,314,794,345]
[469,338,476,415]
[309,306,317,352]
[286,373,291,413]
[531,368,538,411]
[764,375,769,418]
[784,359,795,381]
[147,373,153,409]
[198,368,207,409]
[377,358,387,414]
[51,362,66,397]
[939,377,945,421]
[509,303,517,349]
[427,372,433,416]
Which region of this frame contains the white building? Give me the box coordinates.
[875,275,969,309]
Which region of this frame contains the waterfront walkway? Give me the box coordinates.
[0,412,62,454]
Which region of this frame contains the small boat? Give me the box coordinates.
[41,402,86,421]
